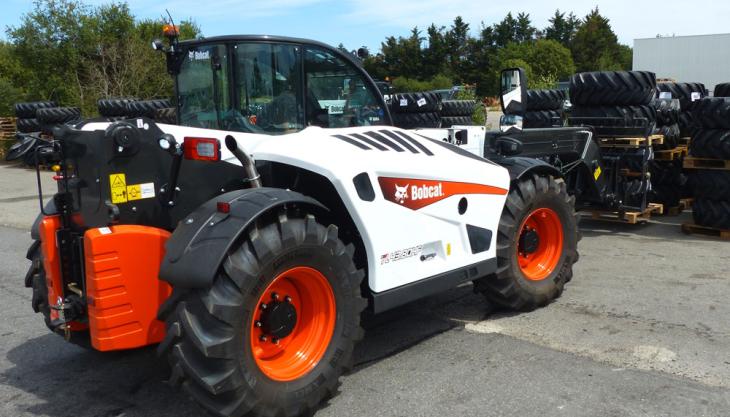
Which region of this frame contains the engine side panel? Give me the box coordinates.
[84,225,171,351]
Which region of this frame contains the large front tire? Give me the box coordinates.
[158,212,366,417]
[474,174,579,311]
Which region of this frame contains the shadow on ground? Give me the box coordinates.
[1,286,493,417]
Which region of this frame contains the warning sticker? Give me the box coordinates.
[109,173,127,204]
[127,182,156,201]
[594,166,602,180]
[416,98,427,107]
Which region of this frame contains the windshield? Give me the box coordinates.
[175,41,387,134]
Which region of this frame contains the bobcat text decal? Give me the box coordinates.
[378,177,508,210]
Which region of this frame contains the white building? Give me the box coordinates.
[633,33,730,95]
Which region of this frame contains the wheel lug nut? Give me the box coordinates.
[255,321,262,328]
[271,292,279,301]
[260,303,268,310]
[260,335,267,342]
[272,337,279,345]
[284,296,292,303]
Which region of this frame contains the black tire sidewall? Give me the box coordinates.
[505,185,577,296]
[230,243,358,402]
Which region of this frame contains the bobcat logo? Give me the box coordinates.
[394,184,409,204]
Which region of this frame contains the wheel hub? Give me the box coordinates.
[259,295,297,340]
[519,228,540,255]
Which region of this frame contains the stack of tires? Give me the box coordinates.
[715,83,730,98]
[14,101,56,134]
[652,99,681,149]
[568,71,657,212]
[687,97,730,230]
[648,98,684,208]
[97,98,175,124]
[569,71,657,135]
[7,101,81,165]
[389,92,442,129]
[439,100,476,127]
[523,89,565,128]
[649,159,685,208]
[656,82,706,137]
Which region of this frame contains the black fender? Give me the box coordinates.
[496,156,563,183]
[160,187,327,289]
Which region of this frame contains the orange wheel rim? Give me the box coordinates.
[517,208,564,281]
[250,266,336,382]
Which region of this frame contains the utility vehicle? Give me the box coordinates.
[23,29,579,417]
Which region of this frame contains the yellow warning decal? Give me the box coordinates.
[593,166,602,180]
[127,184,142,201]
[127,182,156,201]
[109,173,127,204]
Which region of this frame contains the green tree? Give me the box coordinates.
[5,0,200,115]
[497,40,574,88]
[571,7,630,72]
[544,10,580,47]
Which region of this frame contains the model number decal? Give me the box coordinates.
[381,245,423,265]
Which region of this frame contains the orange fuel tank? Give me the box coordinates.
[84,225,172,351]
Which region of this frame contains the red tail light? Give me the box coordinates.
[183,137,220,161]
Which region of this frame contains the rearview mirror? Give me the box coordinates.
[500,114,523,132]
[500,68,527,115]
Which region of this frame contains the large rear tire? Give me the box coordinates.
[474,175,579,311]
[158,212,366,417]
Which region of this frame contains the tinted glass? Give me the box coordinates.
[233,43,304,134]
[177,44,230,129]
[304,47,385,128]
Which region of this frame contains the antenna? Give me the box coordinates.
[166,9,176,28]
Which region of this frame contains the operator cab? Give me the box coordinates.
[167,35,391,134]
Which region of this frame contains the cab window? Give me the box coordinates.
[233,43,304,134]
[304,47,386,128]
[177,44,230,129]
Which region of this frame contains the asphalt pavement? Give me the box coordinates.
[0,162,729,417]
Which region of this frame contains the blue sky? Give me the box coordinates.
[1,0,729,52]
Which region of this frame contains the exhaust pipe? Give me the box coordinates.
[225,135,262,188]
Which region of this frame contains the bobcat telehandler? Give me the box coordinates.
[23,28,579,417]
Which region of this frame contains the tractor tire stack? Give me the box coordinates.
[569,71,657,135]
[523,89,565,128]
[656,82,706,137]
[648,98,685,209]
[14,101,55,134]
[686,98,730,230]
[390,92,442,129]
[439,100,476,127]
[568,71,658,213]
[715,83,730,98]
[97,98,176,124]
[97,97,138,121]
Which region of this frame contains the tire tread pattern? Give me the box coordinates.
[570,71,656,106]
[158,211,366,417]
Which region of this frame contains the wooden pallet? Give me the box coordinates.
[585,203,664,224]
[683,157,730,170]
[678,137,691,146]
[664,198,693,216]
[654,146,688,161]
[0,117,15,139]
[599,134,664,148]
[681,223,730,240]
